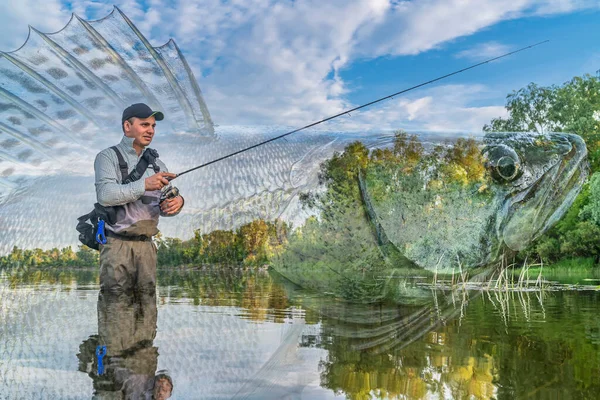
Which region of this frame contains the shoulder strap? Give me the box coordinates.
[123,148,160,184]
[110,146,129,183]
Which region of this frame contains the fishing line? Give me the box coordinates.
[172,40,549,180]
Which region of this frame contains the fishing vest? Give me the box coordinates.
[76,147,162,250]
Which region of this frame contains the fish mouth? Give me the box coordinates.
[501,133,589,251]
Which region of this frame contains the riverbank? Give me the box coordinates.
[513,257,600,285]
[3,257,598,290]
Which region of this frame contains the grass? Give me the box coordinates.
[426,255,599,292]
[517,257,600,285]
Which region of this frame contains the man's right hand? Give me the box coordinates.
[145,172,176,191]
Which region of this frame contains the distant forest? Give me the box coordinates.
[0,219,289,269]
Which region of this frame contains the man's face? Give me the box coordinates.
[153,377,172,400]
[123,116,156,149]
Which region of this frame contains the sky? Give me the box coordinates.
[0,0,598,133]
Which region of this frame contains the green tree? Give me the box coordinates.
[559,221,600,259]
[443,137,486,184]
[484,83,558,133]
[392,130,424,169]
[75,246,99,266]
[198,229,240,264]
[580,172,600,226]
[484,74,600,171]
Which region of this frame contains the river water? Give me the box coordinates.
[0,268,599,399]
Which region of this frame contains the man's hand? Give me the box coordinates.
[145,172,176,191]
[160,196,184,215]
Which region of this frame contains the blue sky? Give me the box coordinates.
[343,10,599,104]
[1,0,598,133]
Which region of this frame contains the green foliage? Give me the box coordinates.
[558,221,600,259]
[0,245,98,269]
[522,173,600,264]
[75,246,99,265]
[197,229,240,264]
[531,235,561,262]
[1,219,286,270]
[579,172,600,225]
[156,219,289,268]
[275,135,450,302]
[443,137,486,183]
[484,74,600,171]
[524,257,598,285]
[484,82,558,133]
[156,236,188,266]
[392,130,424,168]
[557,181,591,234]
[278,140,398,301]
[318,140,370,203]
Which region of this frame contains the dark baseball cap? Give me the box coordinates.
[122,103,164,123]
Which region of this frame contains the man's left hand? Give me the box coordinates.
[160,196,184,215]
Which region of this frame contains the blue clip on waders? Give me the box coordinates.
[96,219,107,245]
[96,345,107,375]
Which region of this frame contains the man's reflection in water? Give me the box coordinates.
[77,290,173,399]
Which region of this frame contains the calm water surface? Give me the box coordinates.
[0,268,599,399]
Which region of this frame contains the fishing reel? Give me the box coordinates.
[160,184,180,204]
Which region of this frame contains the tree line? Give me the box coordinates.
[155,219,289,267]
[0,219,288,270]
[0,246,98,269]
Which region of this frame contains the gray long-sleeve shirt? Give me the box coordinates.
[94,136,167,207]
[94,136,180,236]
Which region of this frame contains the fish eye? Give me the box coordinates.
[483,144,522,183]
[496,156,519,180]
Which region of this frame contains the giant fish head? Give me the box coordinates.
[483,132,588,252]
[359,132,588,272]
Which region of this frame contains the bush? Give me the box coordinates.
[580,172,600,226]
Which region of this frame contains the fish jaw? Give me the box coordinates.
[500,133,588,251]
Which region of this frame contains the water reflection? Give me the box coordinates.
[313,295,498,399]
[2,269,600,399]
[77,290,173,399]
[308,287,600,399]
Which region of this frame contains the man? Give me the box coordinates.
[94,103,184,295]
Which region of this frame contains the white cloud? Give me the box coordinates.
[143,0,593,128]
[0,0,69,51]
[532,0,600,15]
[321,84,509,133]
[1,0,597,130]
[455,41,513,61]
[354,0,529,57]
[405,97,433,121]
[354,0,600,57]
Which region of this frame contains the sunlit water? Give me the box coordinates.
[1,268,599,399]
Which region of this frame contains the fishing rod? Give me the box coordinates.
[171,40,549,180]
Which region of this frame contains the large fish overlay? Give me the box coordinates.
[0,7,589,280]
